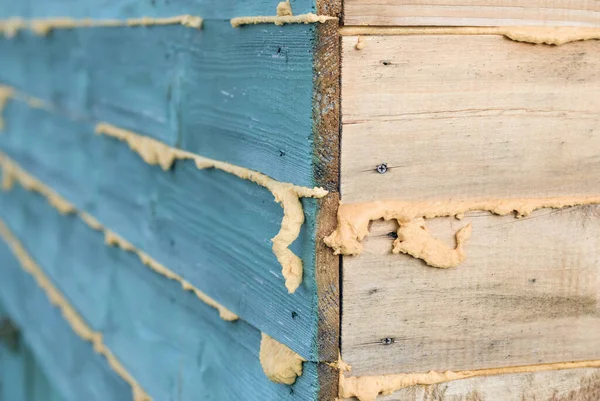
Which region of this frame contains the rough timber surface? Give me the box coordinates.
[0,0,334,21]
[0,183,321,401]
[343,0,600,27]
[313,19,342,401]
[341,35,600,203]
[375,368,600,401]
[0,99,322,361]
[0,23,320,187]
[342,207,600,376]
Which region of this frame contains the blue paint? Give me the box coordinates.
[0,185,320,400]
[0,99,320,361]
[0,244,132,401]
[0,22,319,187]
[0,0,318,20]
[0,311,65,401]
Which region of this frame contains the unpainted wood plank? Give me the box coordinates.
[344,0,600,27]
[313,19,341,399]
[341,35,600,203]
[375,368,600,401]
[342,206,600,376]
[0,23,318,186]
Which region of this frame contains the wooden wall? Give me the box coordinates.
[0,0,341,400]
[343,0,600,27]
[338,4,600,400]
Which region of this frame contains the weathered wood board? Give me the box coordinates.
[377,368,600,401]
[342,209,600,375]
[343,0,600,27]
[0,1,341,398]
[0,0,334,21]
[341,35,600,203]
[340,34,600,379]
[0,99,322,360]
[0,24,318,186]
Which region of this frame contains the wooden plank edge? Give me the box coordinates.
[338,26,600,46]
[317,0,342,19]
[313,18,341,400]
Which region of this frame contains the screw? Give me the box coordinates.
[381,337,394,345]
[376,163,388,174]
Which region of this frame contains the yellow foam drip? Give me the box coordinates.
[276,1,293,17]
[0,15,203,36]
[338,26,600,46]
[95,123,328,293]
[325,197,600,268]
[259,333,306,385]
[340,360,600,401]
[0,152,238,321]
[0,218,152,401]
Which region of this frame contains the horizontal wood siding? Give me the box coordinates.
[0,184,320,400]
[0,99,322,360]
[377,368,600,401]
[342,35,600,203]
[0,240,132,401]
[0,23,318,187]
[343,210,600,375]
[340,33,600,380]
[0,0,325,21]
[343,0,600,27]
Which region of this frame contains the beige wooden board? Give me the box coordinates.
[342,206,600,376]
[344,1,600,27]
[373,368,600,401]
[341,35,600,203]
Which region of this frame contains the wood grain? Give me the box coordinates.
[341,35,600,203]
[0,100,321,361]
[344,0,600,27]
[0,0,322,21]
[375,368,600,401]
[0,23,318,187]
[313,20,341,400]
[342,207,600,376]
[0,183,322,401]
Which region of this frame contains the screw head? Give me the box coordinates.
[376,163,388,174]
[381,337,394,345]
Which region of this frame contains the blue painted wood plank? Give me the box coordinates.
[0,22,319,187]
[0,99,320,360]
[0,314,65,401]
[0,243,132,401]
[0,0,320,20]
[0,185,320,400]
